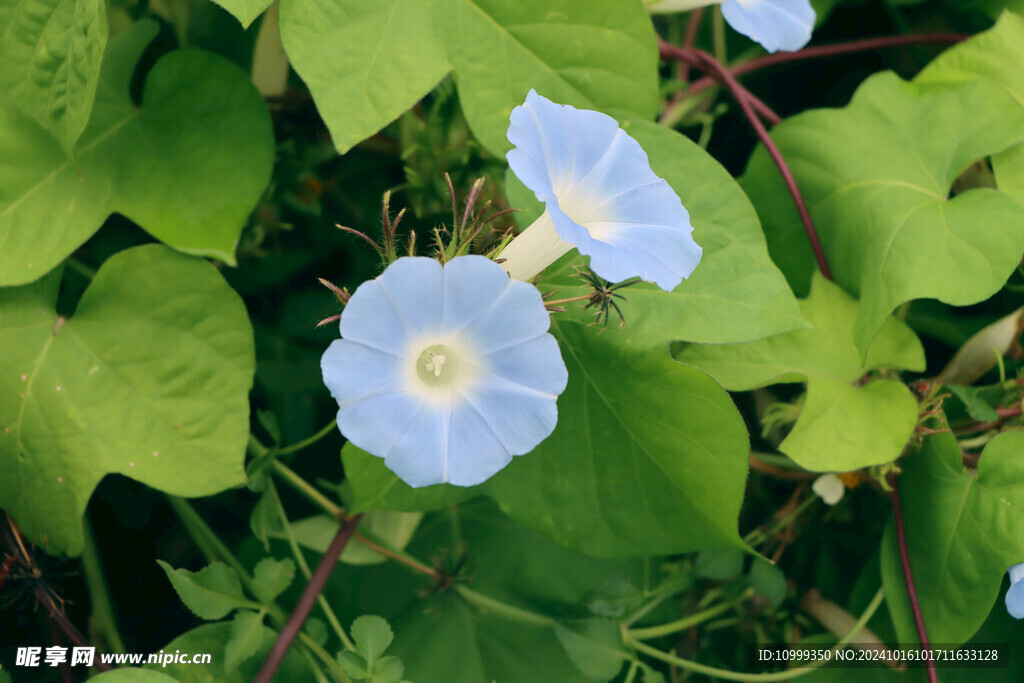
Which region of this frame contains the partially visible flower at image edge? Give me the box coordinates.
[499,90,702,292]
[1006,562,1024,619]
[646,0,815,53]
[321,256,568,488]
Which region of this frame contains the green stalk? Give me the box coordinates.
[454,585,553,628]
[277,421,338,456]
[273,461,344,519]
[629,588,754,640]
[626,588,885,682]
[266,480,354,651]
[82,516,127,653]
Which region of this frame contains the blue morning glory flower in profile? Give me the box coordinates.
[1006,563,1024,619]
[499,90,702,292]
[320,255,568,488]
[646,0,815,53]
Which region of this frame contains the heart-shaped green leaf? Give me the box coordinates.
[0,245,254,555]
[742,71,1024,357]
[677,273,925,472]
[0,0,108,156]
[0,20,274,286]
[880,430,1024,645]
[280,0,658,156]
[915,11,1024,207]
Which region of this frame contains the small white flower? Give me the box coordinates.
[812,473,845,505]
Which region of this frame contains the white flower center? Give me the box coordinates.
[416,344,459,386]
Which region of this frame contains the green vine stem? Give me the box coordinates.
[265,479,353,650]
[272,460,344,519]
[628,588,754,641]
[277,420,338,456]
[454,585,554,628]
[624,588,885,682]
[82,514,128,653]
[744,494,818,546]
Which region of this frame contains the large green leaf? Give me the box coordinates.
[383,500,644,683]
[0,0,108,156]
[279,0,450,154]
[0,246,253,555]
[483,316,750,557]
[915,11,1024,207]
[280,0,658,157]
[0,20,274,286]
[536,121,806,347]
[880,431,1024,645]
[344,311,751,557]
[677,273,925,472]
[437,0,658,156]
[741,72,1024,356]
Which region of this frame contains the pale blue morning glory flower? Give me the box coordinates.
[646,0,815,54]
[1006,563,1024,619]
[499,90,702,292]
[321,256,568,487]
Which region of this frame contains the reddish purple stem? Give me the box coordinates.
[660,42,831,279]
[891,479,938,683]
[255,514,362,683]
[688,33,967,97]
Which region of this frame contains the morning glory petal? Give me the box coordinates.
[321,339,404,405]
[380,399,450,487]
[504,90,701,291]
[373,256,445,336]
[463,384,559,461]
[444,400,519,486]
[322,255,568,488]
[1006,563,1024,619]
[721,0,815,53]
[481,334,569,397]
[338,391,426,469]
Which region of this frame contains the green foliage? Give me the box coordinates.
[880,431,1024,645]
[157,560,253,620]
[281,0,658,156]
[678,273,925,471]
[347,311,752,557]
[0,0,108,157]
[553,619,630,680]
[224,609,274,671]
[0,246,253,555]
[372,500,644,682]
[337,615,406,682]
[251,556,296,603]
[6,3,1024,680]
[146,622,313,681]
[92,671,180,682]
[743,72,1024,356]
[0,19,274,286]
